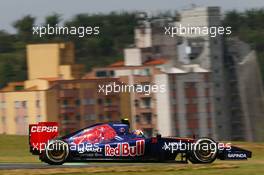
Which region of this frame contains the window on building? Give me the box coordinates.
[109,70,115,77]
[97,98,103,105]
[0,101,5,109]
[106,113,112,120]
[205,87,210,96]
[172,99,177,105]
[22,101,27,108]
[64,115,69,121]
[215,83,220,88]
[76,115,81,120]
[15,116,18,123]
[84,114,96,121]
[136,115,140,123]
[36,115,42,122]
[134,99,139,107]
[140,68,151,76]
[214,69,219,73]
[142,113,152,124]
[1,116,5,123]
[59,74,64,79]
[154,46,160,54]
[15,101,20,108]
[185,98,190,104]
[99,115,104,121]
[216,97,221,102]
[213,39,218,45]
[75,99,80,106]
[63,100,68,106]
[141,97,151,108]
[96,71,107,77]
[184,82,189,88]
[105,98,112,106]
[192,98,198,104]
[36,100,40,108]
[83,99,95,105]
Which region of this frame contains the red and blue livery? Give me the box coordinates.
[29,120,252,165]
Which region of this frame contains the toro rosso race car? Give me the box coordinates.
[29,120,252,165]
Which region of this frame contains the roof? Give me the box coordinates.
[166,67,186,74]
[8,81,24,86]
[38,77,62,82]
[25,86,38,90]
[163,64,209,74]
[108,58,168,67]
[109,61,124,67]
[144,58,168,65]
[182,64,209,73]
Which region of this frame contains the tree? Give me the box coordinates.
[13,15,35,42]
[0,30,14,52]
[45,13,61,27]
[0,61,16,88]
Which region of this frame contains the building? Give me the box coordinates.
[0,43,130,135]
[175,7,264,141]
[174,7,229,140]
[27,43,85,80]
[155,65,215,138]
[86,6,264,141]
[85,14,216,137]
[224,38,264,141]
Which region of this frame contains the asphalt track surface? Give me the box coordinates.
[0,162,176,170]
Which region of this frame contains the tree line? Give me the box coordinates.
[0,9,263,88]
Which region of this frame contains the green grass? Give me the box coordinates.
[0,135,263,175]
[0,135,39,163]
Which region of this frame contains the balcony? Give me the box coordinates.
[59,90,79,98]
[60,107,77,114]
[136,107,152,113]
[133,76,152,84]
[103,105,119,111]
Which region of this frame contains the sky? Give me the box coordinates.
[0,0,264,33]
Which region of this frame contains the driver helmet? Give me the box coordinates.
[132,129,144,137]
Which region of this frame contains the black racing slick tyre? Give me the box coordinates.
[189,138,218,164]
[41,140,69,165]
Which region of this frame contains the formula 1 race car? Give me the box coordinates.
[29,120,252,165]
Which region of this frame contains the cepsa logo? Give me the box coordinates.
[31,126,58,133]
[105,140,145,156]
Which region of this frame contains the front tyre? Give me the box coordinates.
[189,138,218,164]
[41,140,69,165]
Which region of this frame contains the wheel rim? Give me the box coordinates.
[46,140,69,163]
[193,138,217,163]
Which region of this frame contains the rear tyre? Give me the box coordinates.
[189,138,218,164]
[41,140,69,165]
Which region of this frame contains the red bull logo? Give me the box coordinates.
[105,140,145,156]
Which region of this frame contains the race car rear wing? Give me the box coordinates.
[29,122,59,155]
